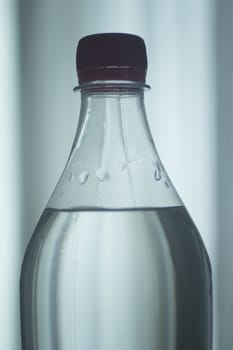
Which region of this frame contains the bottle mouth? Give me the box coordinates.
[73,80,151,94]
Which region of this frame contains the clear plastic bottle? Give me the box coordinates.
[20,33,212,350]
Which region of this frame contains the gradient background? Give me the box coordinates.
[0,0,232,349]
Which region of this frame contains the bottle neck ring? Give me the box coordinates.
[73,80,151,94]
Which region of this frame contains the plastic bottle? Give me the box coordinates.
[20,33,212,350]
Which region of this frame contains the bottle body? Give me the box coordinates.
[20,82,212,349]
[21,206,211,350]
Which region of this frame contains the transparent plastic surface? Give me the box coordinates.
[21,206,212,350]
[20,82,212,350]
[48,83,181,210]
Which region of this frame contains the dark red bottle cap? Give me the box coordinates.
[76,33,148,84]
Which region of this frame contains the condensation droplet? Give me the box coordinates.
[164,180,170,188]
[156,160,161,172]
[120,162,127,171]
[59,191,64,198]
[68,172,76,181]
[79,171,89,184]
[96,169,110,182]
[154,171,162,181]
[154,160,162,181]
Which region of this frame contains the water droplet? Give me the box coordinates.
[156,160,161,172]
[164,180,170,188]
[120,162,127,171]
[79,171,89,184]
[68,172,76,181]
[154,160,162,181]
[96,169,110,182]
[154,171,162,181]
[59,191,64,198]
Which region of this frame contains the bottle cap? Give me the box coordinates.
[76,33,147,84]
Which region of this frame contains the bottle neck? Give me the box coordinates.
[72,82,153,157]
[48,81,181,210]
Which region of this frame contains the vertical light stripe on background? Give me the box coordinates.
[0,0,21,349]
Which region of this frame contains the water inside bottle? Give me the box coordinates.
[21,206,212,350]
